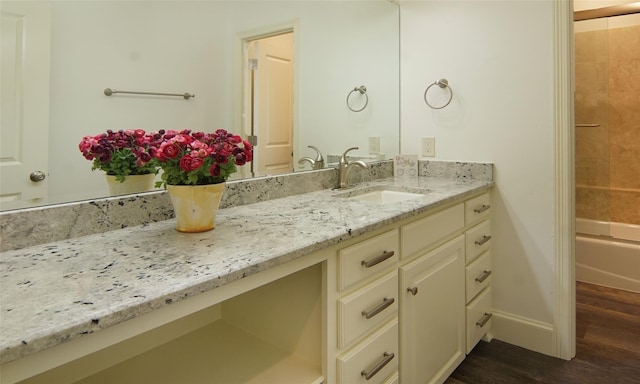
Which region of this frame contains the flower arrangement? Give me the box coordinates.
[148,129,253,188]
[79,129,157,182]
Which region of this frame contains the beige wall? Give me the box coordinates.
[575,18,640,225]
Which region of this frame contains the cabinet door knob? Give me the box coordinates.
[407,286,418,296]
[30,171,46,182]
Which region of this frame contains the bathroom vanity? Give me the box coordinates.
[0,169,493,384]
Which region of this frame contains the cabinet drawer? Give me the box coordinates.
[465,220,491,263]
[466,287,492,354]
[465,251,492,303]
[337,319,399,384]
[338,229,399,291]
[465,193,491,226]
[338,272,398,349]
[401,204,464,259]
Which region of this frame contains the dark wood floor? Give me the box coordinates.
[445,282,640,384]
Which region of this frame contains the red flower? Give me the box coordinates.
[179,155,203,172]
[149,128,253,187]
[209,163,221,177]
[234,152,247,166]
[162,143,180,159]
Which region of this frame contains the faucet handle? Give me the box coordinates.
[341,147,359,162]
[307,145,324,162]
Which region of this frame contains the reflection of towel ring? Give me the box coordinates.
[424,79,453,109]
[347,85,368,112]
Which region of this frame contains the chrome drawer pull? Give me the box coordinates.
[474,204,490,213]
[407,286,418,296]
[476,312,493,328]
[361,297,395,319]
[361,352,395,380]
[361,250,395,268]
[475,270,492,283]
[475,235,491,246]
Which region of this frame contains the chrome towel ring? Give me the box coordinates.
[424,79,453,109]
[347,85,368,112]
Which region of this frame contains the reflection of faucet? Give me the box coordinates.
[298,145,325,170]
[338,147,368,189]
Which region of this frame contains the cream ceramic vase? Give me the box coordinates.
[105,174,156,196]
[167,183,226,233]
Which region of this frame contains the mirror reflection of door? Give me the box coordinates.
[0,1,51,210]
[244,32,294,178]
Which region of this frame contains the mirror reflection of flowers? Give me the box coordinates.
[149,129,253,188]
[78,129,157,182]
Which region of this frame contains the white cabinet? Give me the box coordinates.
[464,194,493,354]
[399,235,465,384]
[401,204,464,260]
[338,229,399,291]
[8,191,492,384]
[395,192,493,383]
[398,203,465,384]
[466,286,492,353]
[464,193,491,226]
[336,319,399,384]
[338,271,398,349]
[331,192,492,384]
[333,229,400,384]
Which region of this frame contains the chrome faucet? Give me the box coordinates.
[298,145,325,170]
[338,147,368,189]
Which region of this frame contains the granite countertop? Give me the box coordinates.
[0,175,492,365]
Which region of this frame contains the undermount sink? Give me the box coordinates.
[337,186,428,203]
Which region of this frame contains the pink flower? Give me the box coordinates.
[78,129,158,181]
[149,128,253,187]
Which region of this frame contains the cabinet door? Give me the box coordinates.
[399,235,465,384]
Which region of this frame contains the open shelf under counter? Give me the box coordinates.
[19,263,324,384]
[75,320,323,384]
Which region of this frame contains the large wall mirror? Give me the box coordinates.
[0,0,400,211]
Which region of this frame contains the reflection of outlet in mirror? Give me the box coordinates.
[421,137,435,157]
[369,136,381,154]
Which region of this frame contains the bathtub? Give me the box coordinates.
[576,219,640,293]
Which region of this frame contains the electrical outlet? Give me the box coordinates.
[421,137,435,157]
[369,136,380,154]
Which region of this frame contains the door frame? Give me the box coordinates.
[233,20,299,179]
[553,0,576,361]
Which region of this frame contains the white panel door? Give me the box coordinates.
[253,33,293,177]
[0,1,51,210]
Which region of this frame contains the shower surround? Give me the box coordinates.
[575,20,640,229]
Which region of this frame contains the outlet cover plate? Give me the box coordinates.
[421,137,435,157]
[369,137,381,154]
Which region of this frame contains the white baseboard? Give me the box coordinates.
[489,310,555,357]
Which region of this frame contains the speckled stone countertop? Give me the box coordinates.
[0,173,492,365]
